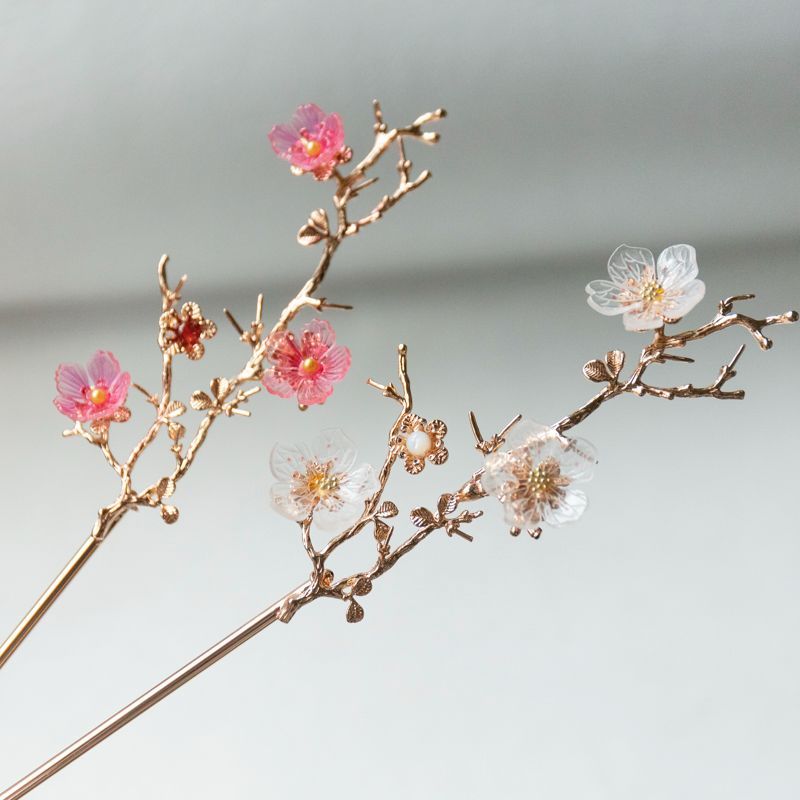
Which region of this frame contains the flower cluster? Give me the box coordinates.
[586,244,705,331]
[262,319,351,407]
[270,430,377,529]
[159,302,217,360]
[395,414,448,474]
[54,351,131,432]
[269,104,352,181]
[482,419,597,537]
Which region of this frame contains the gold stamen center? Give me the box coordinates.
[641,280,665,306]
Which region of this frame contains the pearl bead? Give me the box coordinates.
[303,139,322,157]
[405,430,432,458]
[89,386,108,406]
[301,357,320,374]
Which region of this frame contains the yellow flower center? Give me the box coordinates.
[301,357,320,374]
[306,464,340,498]
[641,280,665,306]
[302,138,322,157]
[89,386,108,406]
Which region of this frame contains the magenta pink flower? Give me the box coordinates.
[268,104,350,180]
[262,319,351,406]
[54,350,131,425]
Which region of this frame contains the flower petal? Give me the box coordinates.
[338,462,379,504]
[55,362,89,401]
[558,437,597,483]
[661,279,706,321]
[270,442,311,481]
[271,480,310,521]
[607,244,655,285]
[657,244,698,289]
[502,418,551,452]
[291,103,326,132]
[303,318,336,349]
[262,368,299,398]
[623,307,663,331]
[297,377,334,406]
[53,396,81,420]
[311,429,357,474]
[320,344,351,383]
[86,351,121,386]
[586,279,629,316]
[542,489,588,526]
[269,124,299,157]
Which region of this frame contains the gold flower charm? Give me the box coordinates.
[396,414,448,474]
[158,302,217,360]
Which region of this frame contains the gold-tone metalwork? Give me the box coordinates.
[2,100,798,797]
[4,280,796,796]
[0,101,446,670]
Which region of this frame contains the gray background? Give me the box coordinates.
[1,2,798,798]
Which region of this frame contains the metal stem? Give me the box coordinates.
[0,582,310,800]
[0,535,101,669]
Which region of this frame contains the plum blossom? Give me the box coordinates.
[262,319,350,407]
[270,429,378,529]
[586,244,706,331]
[482,419,597,537]
[159,302,217,360]
[395,413,448,474]
[54,351,131,430]
[269,104,351,180]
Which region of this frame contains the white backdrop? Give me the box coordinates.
[1,2,799,799]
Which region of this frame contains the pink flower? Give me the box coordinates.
[262,319,351,406]
[268,104,350,180]
[54,350,131,424]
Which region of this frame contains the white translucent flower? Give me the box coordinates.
[482,419,597,535]
[270,429,378,529]
[586,244,706,331]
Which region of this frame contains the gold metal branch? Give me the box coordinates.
[555,294,798,433]
[2,279,796,797]
[0,101,446,670]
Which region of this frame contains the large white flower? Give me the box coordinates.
[270,429,378,529]
[482,419,597,536]
[586,244,705,331]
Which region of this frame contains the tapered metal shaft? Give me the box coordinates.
[0,583,309,799]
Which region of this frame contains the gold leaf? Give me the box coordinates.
[190,391,213,410]
[297,224,323,246]
[374,518,392,544]
[168,422,185,441]
[438,493,457,516]
[165,401,186,418]
[377,501,398,518]
[161,505,179,524]
[353,576,373,596]
[157,477,176,500]
[605,349,625,378]
[582,359,611,383]
[410,507,435,528]
[210,377,230,401]
[346,600,365,623]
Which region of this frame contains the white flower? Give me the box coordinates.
[482,419,597,536]
[270,429,378,529]
[586,244,706,331]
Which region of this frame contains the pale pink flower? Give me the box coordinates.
[482,419,597,538]
[270,429,378,529]
[262,319,351,406]
[586,244,706,331]
[54,351,131,424]
[268,104,350,180]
